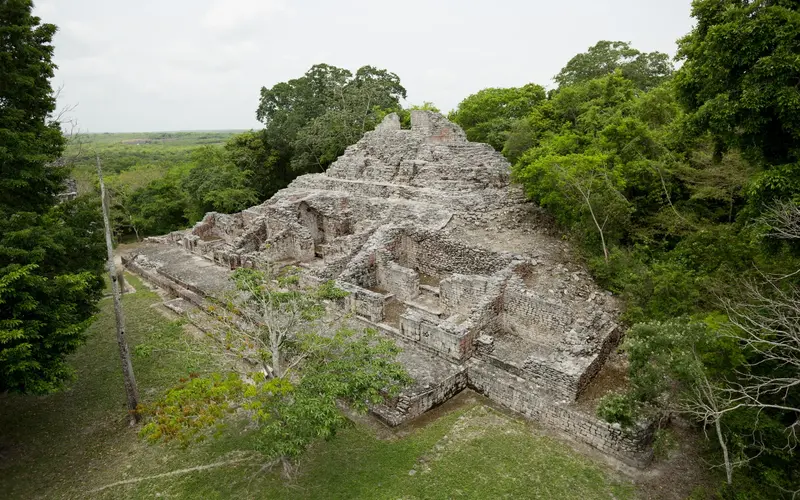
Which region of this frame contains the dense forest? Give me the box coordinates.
[3,0,800,497]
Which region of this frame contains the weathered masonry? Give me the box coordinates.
[125,111,655,467]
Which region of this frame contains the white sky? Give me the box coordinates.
[34,0,694,133]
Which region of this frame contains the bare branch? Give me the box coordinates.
[760,200,800,241]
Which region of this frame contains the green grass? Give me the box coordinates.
[0,274,636,499]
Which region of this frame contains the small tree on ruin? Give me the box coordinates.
[139,265,411,477]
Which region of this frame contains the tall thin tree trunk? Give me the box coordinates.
[98,155,140,425]
[581,191,609,263]
[715,416,733,485]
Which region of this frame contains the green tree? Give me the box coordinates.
[105,163,166,240]
[257,64,407,174]
[257,64,353,151]
[674,0,800,214]
[516,152,631,262]
[0,1,105,393]
[140,267,410,476]
[598,318,745,484]
[449,84,546,150]
[182,146,258,223]
[513,75,681,255]
[675,0,800,167]
[555,40,673,91]
[127,175,189,236]
[225,131,288,201]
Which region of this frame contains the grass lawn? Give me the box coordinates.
[0,273,636,499]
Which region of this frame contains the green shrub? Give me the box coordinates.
[596,392,637,427]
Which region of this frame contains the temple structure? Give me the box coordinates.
[124,111,655,466]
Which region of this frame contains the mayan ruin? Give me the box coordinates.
[123,111,655,466]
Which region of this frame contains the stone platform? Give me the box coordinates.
[124,111,655,467]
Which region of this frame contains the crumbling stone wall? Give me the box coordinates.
[400,312,472,361]
[468,359,654,468]
[192,212,245,242]
[377,261,419,301]
[500,286,571,340]
[439,274,496,316]
[397,229,511,277]
[337,282,386,323]
[374,366,469,427]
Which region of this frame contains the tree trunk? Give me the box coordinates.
[715,416,732,485]
[271,340,282,378]
[98,155,141,425]
[117,267,127,295]
[583,194,609,264]
[280,457,295,480]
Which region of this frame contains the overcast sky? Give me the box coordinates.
[33,0,694,133]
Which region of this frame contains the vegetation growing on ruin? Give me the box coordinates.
[0,273,639,499]
[139,267,412,476]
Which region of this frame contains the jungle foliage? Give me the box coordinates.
[0,0,105,394]
[449,6,800,493]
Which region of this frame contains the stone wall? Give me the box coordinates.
[338,282,387,323]
[298,202,325,244]
[576,324,621,392]
[440,274,496,316]
[400,312,472,361]
[231,218,268,253]
[501,287,571,338]
[398,230,511,277]
[123,255,207,309]
[192,212,245,242]
[410,109,468,143]
[377,261,419,301]
[374,366,469,426]
[261,224,315,263]
[289,174,508,216]
[467,359,654,467]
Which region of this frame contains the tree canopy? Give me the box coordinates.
[0,1,105,393]
[449,84,546,150]
[675,0,800,202]
[555,40,673,91]
[257,64,407,174]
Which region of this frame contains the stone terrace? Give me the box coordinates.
[124,111,654,467]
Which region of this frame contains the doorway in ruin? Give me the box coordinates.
[298,202,326,256]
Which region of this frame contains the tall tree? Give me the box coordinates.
[256,64,407,174]
[182,146,258,222]
[675,0,800,169]
[225,131,287,201]
[555,41,673,91]
[449,84,546,150]
[0,1,105,393]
